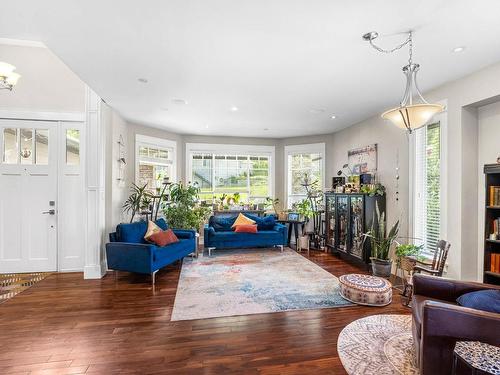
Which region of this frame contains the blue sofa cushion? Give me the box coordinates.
[245,214,276,230]
[116,218,168,243]
[209,216,237,232]
[211,230,280,242]
[457,289,500,314]
[153,238,193,263]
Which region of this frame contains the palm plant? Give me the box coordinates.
[122,183,150,223]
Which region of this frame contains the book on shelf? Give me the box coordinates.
[491,253,500,273]
[490,186,500,206]
[491,217,500,236]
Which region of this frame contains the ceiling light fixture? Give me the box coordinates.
[452,46,465,53]
[230,106,239,112]
[363,31,444,133]
[0,61,21,91]
[137,78,148,83]
[330,115,337,119]
[171,98,188,105]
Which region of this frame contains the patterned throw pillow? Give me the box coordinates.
[234,224,258,233]
[231,213,256,228]
[147,229,179,247]
[144,220,162,241]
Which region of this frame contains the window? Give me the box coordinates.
[66,129,80,165]
[136,135,176,193]
[285,143,325,208]
[187,143,274,203]
[412,122,442,257]
[2,127,49,165]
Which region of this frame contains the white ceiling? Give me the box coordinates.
[1,0,500,138]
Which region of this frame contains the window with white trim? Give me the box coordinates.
[413,122,442,257]
[285,143,325,208]
[187,144,274,203]
[135,135,176,193]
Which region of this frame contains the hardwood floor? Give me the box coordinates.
[0,250,409,375]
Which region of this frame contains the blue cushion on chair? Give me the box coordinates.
[456,289,500,314]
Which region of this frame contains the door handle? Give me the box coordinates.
[42,209,56,215]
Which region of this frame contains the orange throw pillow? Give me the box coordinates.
[147,229,179,247]
[231,213,256,228]
[234,224,258,233]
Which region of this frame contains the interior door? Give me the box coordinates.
[0,120,58,273]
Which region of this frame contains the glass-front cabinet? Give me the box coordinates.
[325,192,386,267]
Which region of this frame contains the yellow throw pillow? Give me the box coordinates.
[231,213,256,228]
[144,220,162,241]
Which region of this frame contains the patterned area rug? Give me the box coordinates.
[0,272,51,304]
[338,314,419,375]
[171,248,352,321]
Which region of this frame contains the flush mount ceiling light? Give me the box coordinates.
[452,46,465,53]
[171,98,188,105]
[137,77,148,83]
[0,61,21,91]
[330,115,337,119]
[363,31,444,133]
[230,106,239,112]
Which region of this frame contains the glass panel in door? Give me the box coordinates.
[349,196,364,259]
[337,195,348,252]
[326,195,336,247]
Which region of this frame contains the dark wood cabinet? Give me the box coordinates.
[483,164,500,285]
[325,192,386,267]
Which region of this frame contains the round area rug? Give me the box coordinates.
[338,314,419,375]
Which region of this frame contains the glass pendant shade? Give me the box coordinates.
[382,103,445,132]
[0,62,15,77]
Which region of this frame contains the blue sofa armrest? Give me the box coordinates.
[172,229,196,239]
[273,223,288,245]
[204,225,215,246]
[106,242,155,274]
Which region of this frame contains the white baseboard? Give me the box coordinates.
[83,261,107,279]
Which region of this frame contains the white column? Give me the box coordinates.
[84,87,107,279]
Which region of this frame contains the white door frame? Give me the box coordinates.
[0,110,86,273]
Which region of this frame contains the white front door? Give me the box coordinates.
[0,120,58,273]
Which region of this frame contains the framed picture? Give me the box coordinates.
[287,212,300,221]
[348,144,377,174]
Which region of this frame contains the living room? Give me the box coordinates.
[0,1,499,374]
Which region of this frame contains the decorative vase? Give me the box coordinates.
[370,258,393,277]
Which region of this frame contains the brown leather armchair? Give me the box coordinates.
[412,274,500,375]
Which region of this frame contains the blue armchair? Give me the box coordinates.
[106,218,196,284]
[204,214,287,255]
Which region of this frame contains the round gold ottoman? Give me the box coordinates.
[339,273,392,306]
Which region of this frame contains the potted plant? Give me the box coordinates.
[294,198,314,222]
[265,197,281,216]
[122,183,151,223]
[364,203,400,277]
[163,182,211,230]
[395,243,422,267]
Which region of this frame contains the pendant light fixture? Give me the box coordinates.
[0,61,21,91]
[363,31,444,133]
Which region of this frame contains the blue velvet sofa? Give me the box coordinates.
[204,214,287,255]
[106,218,196,284]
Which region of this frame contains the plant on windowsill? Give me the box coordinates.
[163,182,211,231]
[363,203,400,277]
[265,197,281,216]
[122,183,151,223]
[395,243,423,267]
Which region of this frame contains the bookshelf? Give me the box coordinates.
[483,164,500,285]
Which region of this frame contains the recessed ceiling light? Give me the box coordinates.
[230,106,239,112]
[452,46,465,53]
[205,124,209,128]
[171,98,188,105]
[309,108,325,114]
[331,115,337,119]
[138,78,148,83]
[263,128,269,131]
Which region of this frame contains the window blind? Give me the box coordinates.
[413,122,441,257]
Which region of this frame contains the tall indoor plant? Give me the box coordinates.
[122,183,151,223]
[364,203,400,277]
[163,182,211,230]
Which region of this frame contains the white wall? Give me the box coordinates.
[0,44,86,112]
